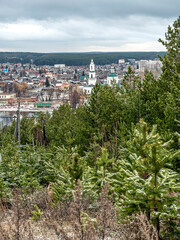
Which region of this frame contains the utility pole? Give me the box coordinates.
[14,97,21,146]
[0,121,3,145]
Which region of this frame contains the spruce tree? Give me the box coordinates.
[45,77,50,87]
[114,120,180,239]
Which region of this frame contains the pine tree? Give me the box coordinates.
[45,77,50,87]
[114,120,180,239]
[157,16,180,132]
[123,66,138,90]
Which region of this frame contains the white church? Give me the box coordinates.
[107,66,119,86]
[83,59,122,96]
[83,59,97,95]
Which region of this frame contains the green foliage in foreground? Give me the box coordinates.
[0,16,179,240]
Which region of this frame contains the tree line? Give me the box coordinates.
[0,51,166,66]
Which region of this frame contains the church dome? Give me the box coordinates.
[108,72,117,77]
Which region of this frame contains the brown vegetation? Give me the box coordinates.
[0,184,158,240]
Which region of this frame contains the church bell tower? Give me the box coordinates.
[88,59,96,85]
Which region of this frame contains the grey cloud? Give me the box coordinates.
[0,16,169,42]
[0,0,178,52]
[0,15,173,51]
[0,0,179,22]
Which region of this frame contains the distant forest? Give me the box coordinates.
[0,51,166,66]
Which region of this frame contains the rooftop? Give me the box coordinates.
[84,85,94,88]
[108,72,118,77]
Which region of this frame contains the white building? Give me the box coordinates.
[88,59,97,85]
[119,59,125,64]
[107,66,119,86]
[54,64,65,69]
[138,60,162,72]
[0,93,16,101]
[83,59,97,95]
[83,84,95,95]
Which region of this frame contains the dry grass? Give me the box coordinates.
[0,185,159,240]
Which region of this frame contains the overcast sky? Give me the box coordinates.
[0,0,179,52]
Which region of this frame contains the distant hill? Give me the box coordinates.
[0,52,166,66]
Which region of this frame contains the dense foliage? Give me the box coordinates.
[0,51,165,66]
[0,17,179,239]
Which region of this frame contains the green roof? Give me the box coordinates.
[34,103,52,107]
[108,73,117,77]
[84,85,94,87]
[80,76,88,80]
